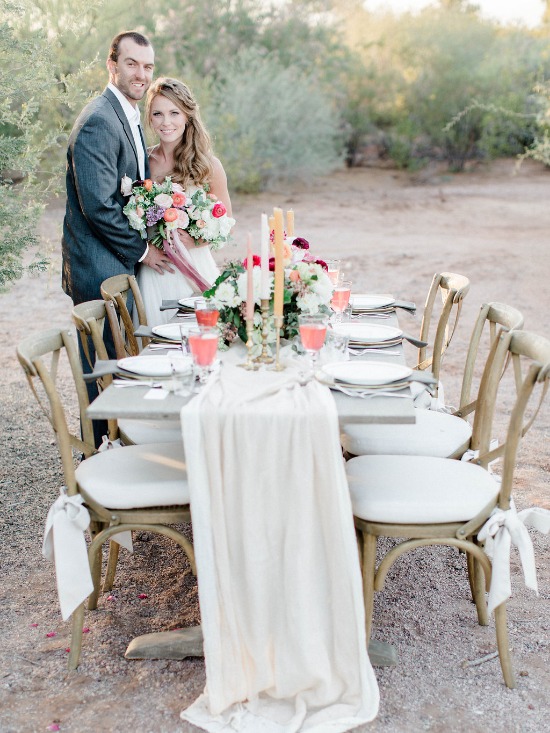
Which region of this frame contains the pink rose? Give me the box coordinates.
[171,182,184,192]
[212,202,226,218]
[176,210,190,229]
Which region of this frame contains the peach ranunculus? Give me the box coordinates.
[282,241,293,267]
[143,179,153,191]
[163,208,179,222]
[289,269,301,282]
[154,193,173,208]
[197,219,206,229]
[212,202,226,218]
[172,192,186,207]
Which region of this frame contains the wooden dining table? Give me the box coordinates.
[85,307,425,730]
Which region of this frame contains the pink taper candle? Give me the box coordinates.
[273,208,284,318]
[246,233,254,322]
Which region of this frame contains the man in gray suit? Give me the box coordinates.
[62,31,173,444]
[62,30,173,308]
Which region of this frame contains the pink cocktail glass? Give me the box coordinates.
[298,314,328,373]
[325,259,341,285]
[330,280,352,324]
[188,328,218,382]
[195,304,220,329]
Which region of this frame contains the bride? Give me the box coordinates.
[138,77,233,326]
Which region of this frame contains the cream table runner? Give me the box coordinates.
[180,362,379,732]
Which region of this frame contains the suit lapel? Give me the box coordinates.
[103,88,148,178]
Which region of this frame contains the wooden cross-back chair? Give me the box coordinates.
[346,329,550,688]
[100,273,149,355]
[416,272,471,385]
[17,327,194,670]
[341,301,524,459]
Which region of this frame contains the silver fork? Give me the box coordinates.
[333,385,412,399]
[348,347,401,356]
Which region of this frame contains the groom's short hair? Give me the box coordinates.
[108,31,152,63]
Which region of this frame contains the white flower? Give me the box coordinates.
[172,182,184,192]
[213,281,242,308]
[120,175,133,196]
[154,193,173,208]
[126,209,146,232]
[297,291,321,314]
[176,210,190,229]
[236,269,262,305]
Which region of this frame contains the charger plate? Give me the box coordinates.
[321,361,412,386]
[151,323,197,342]
[117,355,193,378]
[178,296,203,310]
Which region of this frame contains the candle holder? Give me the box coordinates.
[256,299,274,364]
[238,319,259,370]
[271,315,285,372]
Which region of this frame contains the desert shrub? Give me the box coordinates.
[203,51,344,193]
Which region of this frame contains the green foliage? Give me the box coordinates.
[203,51,344,193]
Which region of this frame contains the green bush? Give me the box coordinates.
[204,52,344,193]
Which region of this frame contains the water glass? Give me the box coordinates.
[324,328,349,362]
[330,280,352,323]
[325,259,341,285]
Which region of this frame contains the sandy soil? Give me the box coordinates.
[1,159,549,733]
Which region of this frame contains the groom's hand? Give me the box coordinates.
[143,246,175,275]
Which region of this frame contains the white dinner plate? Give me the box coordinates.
[117,355,193,377]
[151,323,196,341]
[178,296,203,309]
[332,322,402,344]
[321,361,412,386]
[350,294,395,311]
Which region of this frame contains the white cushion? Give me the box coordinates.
[341,409,472,458]
[119,418,182,445]
[76,441,189,509]
[347,454,500,524]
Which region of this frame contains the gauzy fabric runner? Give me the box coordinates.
[180,363,379,732]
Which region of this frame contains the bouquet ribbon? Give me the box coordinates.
[163,230,212,294]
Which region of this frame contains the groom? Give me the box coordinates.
[62,30,174,309]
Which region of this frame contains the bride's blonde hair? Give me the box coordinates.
[146,78,214,189]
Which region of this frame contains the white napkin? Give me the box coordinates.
[43,491,94,621]
[478,501,550,613]
[180,363,379,732]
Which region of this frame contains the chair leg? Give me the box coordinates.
[361,533,377,643]
[68,603,85,671]
[494,603,516,688]
[102,540,120,593]
[471,556,488,626]
[87,536,103,611]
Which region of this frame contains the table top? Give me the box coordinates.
[86,311,417,425]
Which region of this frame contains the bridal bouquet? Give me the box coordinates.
[204,238,333,349]
[121,175,234,251]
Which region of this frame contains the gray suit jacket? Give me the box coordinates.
[62,87,150,304]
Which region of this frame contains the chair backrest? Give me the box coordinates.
[72,299,127,364]
[454,301,524,419]
[416,272,471,382]
[100,274,149,356]
[466,330,550,515]
[17,328,97,494]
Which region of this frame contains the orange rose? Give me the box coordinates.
[172,192,186,207]
[143,179,153,191]
[163,208,179,222]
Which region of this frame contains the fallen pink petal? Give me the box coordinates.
[46,725,60,731]
[30,623,39,627]
[106,595,115,601]
[45,632,56,638]
[65,648,70,653]
[138,593,148,599]
[82,627,90,633]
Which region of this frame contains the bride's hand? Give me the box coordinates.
[177,229,209,249]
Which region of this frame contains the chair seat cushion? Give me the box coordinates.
[76,441,189,509]
[346,454,500,524]
[119,418,182,445]
[341,409,472,458]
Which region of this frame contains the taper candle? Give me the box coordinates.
[246,232,254,322]
[273,208,284,318]
[286,209,294,238]
[260,213,270,299]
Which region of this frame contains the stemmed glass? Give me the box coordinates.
[194,298,220,330]
[325,259,341,285]
[188,327,219,384]
[298,314,328,374]
[330,279,352,324]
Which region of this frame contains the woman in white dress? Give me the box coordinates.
[138,77,233,326]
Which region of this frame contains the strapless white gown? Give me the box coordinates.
[137,244,219,327]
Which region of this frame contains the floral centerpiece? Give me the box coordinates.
[121,175,235,251]
[204,237,333,349]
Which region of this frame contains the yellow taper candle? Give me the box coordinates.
[286,209,294,238]
[273,207,284,318]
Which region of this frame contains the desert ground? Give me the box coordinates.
[1,159,549,733]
